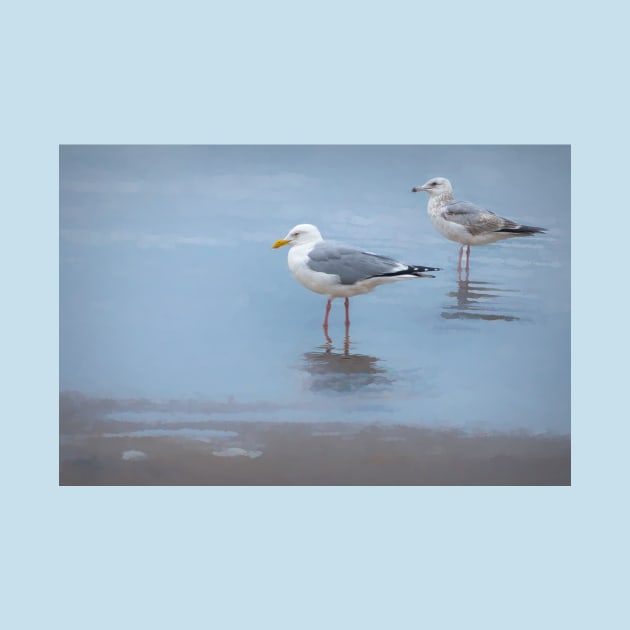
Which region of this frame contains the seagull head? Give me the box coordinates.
[272,223,323,249]
[412,177,453,196]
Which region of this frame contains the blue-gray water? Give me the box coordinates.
[60,145,570,442]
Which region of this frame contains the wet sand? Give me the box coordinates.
[60,396,570,485]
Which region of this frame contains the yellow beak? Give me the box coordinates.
[272,239,291,249]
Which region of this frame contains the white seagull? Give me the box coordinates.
[272,224,440,330]
[412,177,546,271]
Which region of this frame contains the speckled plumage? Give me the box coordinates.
[412,177,546,269]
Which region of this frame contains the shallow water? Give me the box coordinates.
[59,145,570,484]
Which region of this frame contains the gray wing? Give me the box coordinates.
[307,241,403,285]
[443,200,518,235]
[442,201,518,236]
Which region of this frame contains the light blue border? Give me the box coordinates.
[4,1,626,628]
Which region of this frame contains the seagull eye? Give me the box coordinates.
[292,232,300,237]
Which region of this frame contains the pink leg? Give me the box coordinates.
[465,245,470,271]
[323,298,332,328]
[457,246,464,272]
[344,298,350,326]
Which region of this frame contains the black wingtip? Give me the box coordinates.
[410,265,441,278]
[498,225,546,235]
[413,265,441,273]
[373,265,441,280]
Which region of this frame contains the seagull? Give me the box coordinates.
[412,177,546,271]
[272,224,440,332]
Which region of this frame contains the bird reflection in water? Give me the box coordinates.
[442,268,521,322]
[301,326,394,393]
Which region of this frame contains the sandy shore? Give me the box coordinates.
[60,414,570,486]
